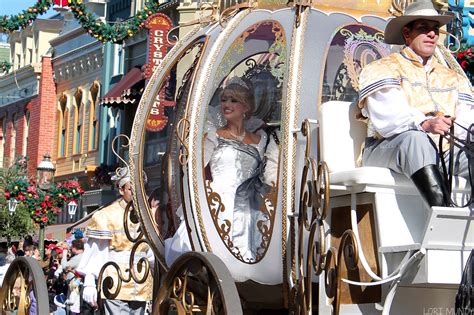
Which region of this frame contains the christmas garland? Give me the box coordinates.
[0,0,173,43]
[0,0,53,33]
[68,0,168,43]
[1,61,11,73]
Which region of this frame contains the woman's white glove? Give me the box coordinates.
[82,273,97,307]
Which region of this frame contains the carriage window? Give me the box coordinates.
[143,37,206,239]
[322,24,390,103]
[203,21,286,263]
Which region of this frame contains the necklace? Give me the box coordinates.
[227,128,246,141]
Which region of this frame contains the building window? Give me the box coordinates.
[58,94,68,158]
[107,107,121,165]
[89,82,100,151]
[11,114,17,165]
[73,89,84,154]
[113,44,124,76]
[22,111,29,157]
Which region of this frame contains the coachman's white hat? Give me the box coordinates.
[111,166,130,188]
[384,0,454,45]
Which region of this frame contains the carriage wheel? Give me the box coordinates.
[155,252,242,315]
[0,257,49,315]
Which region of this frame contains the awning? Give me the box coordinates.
[101,66,144,107]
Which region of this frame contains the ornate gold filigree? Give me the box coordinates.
[290,119,330,314]
[98,239,152,300]
[256,186,277,259]
[205,179,233,248]
[176,118,191,166]
[204,178,277,263]
[341,29,387,92]
[389,0,413,16]
[124,201,144,243]
[333,230,359,315]
[96,174,153,301]
[0,257,49,315]
[156,252,242,314]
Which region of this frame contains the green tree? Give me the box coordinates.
[0,157,35,245]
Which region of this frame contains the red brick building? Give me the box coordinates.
[0,19,63,177]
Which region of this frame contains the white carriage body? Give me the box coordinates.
[128,2,473,314]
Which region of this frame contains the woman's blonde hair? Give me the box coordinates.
[221,83,255,118]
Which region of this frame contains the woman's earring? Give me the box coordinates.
[243,112,247,119]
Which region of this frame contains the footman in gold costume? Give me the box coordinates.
[358,0,473,207]
[77,167,153,314]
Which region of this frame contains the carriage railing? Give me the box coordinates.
[291,117,434,315]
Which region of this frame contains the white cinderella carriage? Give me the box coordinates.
[126,0,473,314]
[2,1,470,314]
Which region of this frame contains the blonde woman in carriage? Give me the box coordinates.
[203,78,278,263]
[164,77,279,265]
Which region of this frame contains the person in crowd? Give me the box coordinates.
[65,277,81,315]
[23,243,34,257]
[202,79,277,262]
[77,166,153,315]
[73,229,84,241]
[357,0,473,207]
[61,239,84,272]
[52,293,67,315]
[37,243,57,270]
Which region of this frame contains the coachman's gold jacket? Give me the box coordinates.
[358,47,473,135]
[87,198,153,301]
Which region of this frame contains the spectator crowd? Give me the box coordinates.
[0,230,88,315]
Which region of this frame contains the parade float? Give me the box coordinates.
[1,0,472,314]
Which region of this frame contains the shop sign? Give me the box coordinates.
[145,13,174,132]
[144,13,172,80]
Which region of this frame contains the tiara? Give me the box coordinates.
[224,76,251,91]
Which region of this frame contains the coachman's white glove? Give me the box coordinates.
[82,273,97,307]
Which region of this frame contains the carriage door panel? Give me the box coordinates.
[202,20,287,264]
[131,35,208,263]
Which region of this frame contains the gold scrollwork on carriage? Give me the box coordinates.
[0,257,49,315]
[156,252,243,314]
[322,24,390,103]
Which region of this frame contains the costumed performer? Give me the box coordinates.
[77,166,153,314]
[203,78,276,262]
[357,0,473,207]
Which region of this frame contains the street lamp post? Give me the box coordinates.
[36,154,56,258]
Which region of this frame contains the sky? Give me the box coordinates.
[0,0,57,18]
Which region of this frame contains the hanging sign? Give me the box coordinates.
[145,83,175,132]
[144,13,172,80]
[144,13,174,132]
